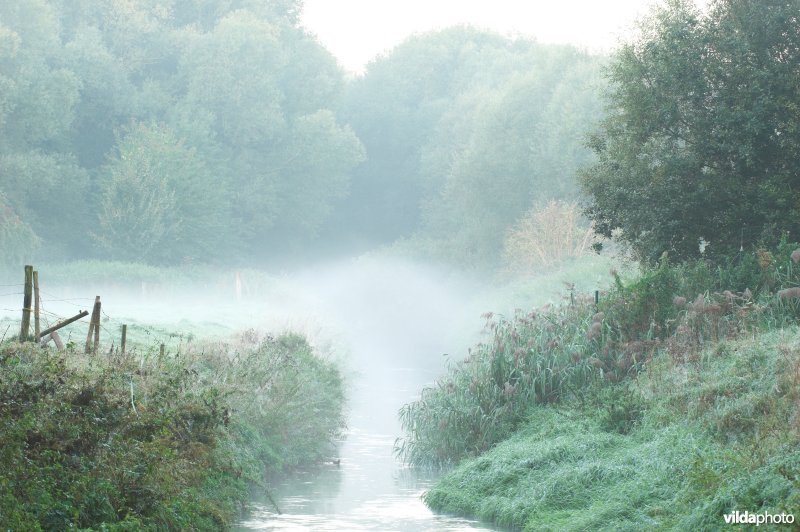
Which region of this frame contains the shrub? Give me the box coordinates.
[502,200,598,274]
[0,330,345,529]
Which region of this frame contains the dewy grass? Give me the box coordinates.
[421,326,800,531]
[0,330,345,529]
[424,409,699,530]
[403,246,800,528]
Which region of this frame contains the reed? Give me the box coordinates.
[398,241,800,467]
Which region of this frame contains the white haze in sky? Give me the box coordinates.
[302,0,710,73]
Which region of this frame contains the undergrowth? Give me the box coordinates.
[424,330,800,529]
[400,242,800,528]
[398,242,800,467]
[0,331,345,529]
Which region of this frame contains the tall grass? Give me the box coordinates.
[398,242,800,467]
[397,303,601,466]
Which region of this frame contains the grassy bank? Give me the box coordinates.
[0,331,345,529]
[399,245,800,529]
[424,329,800,529]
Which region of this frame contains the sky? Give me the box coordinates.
[301,0,708,73]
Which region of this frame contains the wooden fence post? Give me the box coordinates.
[19,265,32,342]
[85,296,101,354]
[121,324,127,354]
[50,331,64,350]
[33,270,40,341]
[93,297,100,354]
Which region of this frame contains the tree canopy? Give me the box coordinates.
[0,0,363,265]
[581,0,800,264]
[337,27,604,265]
[0,2,604,269]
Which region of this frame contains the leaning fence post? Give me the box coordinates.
[19,265,33,342]
[39,310,89,339]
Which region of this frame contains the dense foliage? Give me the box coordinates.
[0,3,604,269]
[0,0,363,265]
[582,0,800,264]
[0,332,345,529]
[338,27,604,265]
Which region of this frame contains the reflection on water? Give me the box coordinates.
[236,260,496,530]
[237,363,494,531]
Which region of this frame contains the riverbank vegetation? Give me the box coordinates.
[399,245,800,528]
[399,0,800,528]
[0,331,345,529]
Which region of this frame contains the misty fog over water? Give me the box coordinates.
[0,256,540,529]
[237,258,495,530]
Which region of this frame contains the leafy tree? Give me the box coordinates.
[581,0,800,264]
[94,123,226,264]
[270,110,365,242]
[415,45,604,265]
[0,151,89,258]
[60,24,138,168]
[0,2,80,150]
[173,8,361,257]
[0,192,39,270]
[336,27,517,245]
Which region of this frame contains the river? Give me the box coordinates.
[235,259,496,531]
[0,258,503,530]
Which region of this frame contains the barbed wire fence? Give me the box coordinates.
[3,265,194,357]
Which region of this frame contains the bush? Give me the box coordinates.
[0,330,345,529]
[594,384,646,435]
[502,200,598,275]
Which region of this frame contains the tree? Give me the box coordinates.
[0,151,89,258]
[336,27,516,245]
[337,27,604,263]
[172,8,362,258]
[94,123,226,264]
[0,192,39,270]
[270,110,365,242]
[581,0,800,264]
[414,44,603,266]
